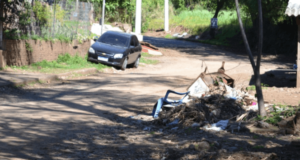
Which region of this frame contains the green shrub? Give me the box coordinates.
[33,1,51,26]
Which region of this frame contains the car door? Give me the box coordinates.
[128,36,135,64]
[132,36,140,61]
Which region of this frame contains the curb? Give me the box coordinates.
[0,68,99,87]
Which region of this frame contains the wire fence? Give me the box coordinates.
[4,0,93,43]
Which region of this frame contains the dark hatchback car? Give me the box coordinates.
[88,31,142,70]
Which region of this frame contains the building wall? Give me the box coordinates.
[2,40,90,66]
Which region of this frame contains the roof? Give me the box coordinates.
[285,0,300,17]
[104,31,132,38]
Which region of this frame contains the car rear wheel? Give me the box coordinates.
[133,57,140,68]
[121,58,128,70]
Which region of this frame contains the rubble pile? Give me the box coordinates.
[152,62,270,130]
[155,86,251,128]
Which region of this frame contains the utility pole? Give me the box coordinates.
[135,0,141,34]
[164,0,169,32]
[101,0,105,35]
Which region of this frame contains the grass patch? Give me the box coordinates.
[246,83,269,91]
[148,9,251,46]
[141,52,159,65]
[254,105,300,125]
[9,53,110,74]
[164,34,175,39]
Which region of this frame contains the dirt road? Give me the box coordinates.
[0,46,299,159]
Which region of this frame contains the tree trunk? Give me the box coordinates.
[210,0,225,38]
[256,0,266,116]
[234,0,266,116]
[0,0,3,50]
[213,0,225,18]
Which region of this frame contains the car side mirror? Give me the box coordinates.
[130,45,135,48]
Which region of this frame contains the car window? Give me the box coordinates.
[133,36,139,47]
[130,37,135,47]
[98,33,129,47]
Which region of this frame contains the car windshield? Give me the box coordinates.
[98,33,129,47]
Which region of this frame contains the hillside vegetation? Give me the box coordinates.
[92,0,295,55]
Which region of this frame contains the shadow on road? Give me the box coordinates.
[0,72,297,159]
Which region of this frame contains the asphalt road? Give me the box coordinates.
[143,36,207,48]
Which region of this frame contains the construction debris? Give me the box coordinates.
[152,61,271,130]
[154,89,247,128]
[140,41,159,50]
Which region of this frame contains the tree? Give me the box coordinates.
[0,0,23,49]
[235,0,266,116]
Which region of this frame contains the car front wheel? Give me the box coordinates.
[121,58,128,70]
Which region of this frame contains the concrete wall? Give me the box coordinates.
[1,40,90,66]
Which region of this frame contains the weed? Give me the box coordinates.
[38,80,46,84]
[254,115,266,121]
[164,34,174,39]
[246,85,256,91]
[253,135,259,139]
[141,52,153,57]
[266,114,282,125]
[194,144,199,150]
[149,131,155,135]
[253,145,264,149]
[15,84,25,88]
[141,52,159,65]
[246,83,269,91]
[25,42,33,52]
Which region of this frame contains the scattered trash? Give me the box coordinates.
[143,127,151,131]
[293,64,297,69]
[204,120,229,131]
[148,49,163,56]
[177,34,183,38]
[140,41,159,50]
[171,127,178,130]
[152,61,274,131]
[172,33,179,37]
[191,123,201,127]
[167,119,179,126]
[140,42,163,56]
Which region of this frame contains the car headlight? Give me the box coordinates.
[89,47,95,54]
[114,53,123,59]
